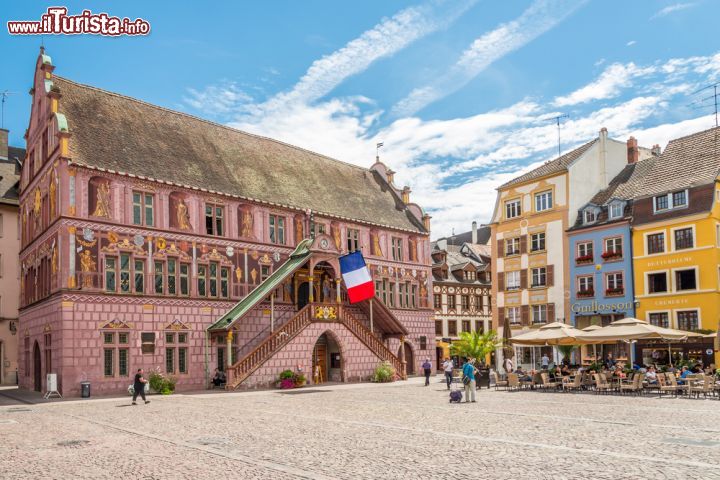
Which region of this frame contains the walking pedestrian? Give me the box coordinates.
[462,358,478,403]
[132,368,150,405]
[442,357,454,390]
[422,358,432,386]
[504,356,514,374]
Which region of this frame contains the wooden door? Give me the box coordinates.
[313,344,327,383]
[33,342,41,392]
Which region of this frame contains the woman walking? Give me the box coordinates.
[462,358,479,403]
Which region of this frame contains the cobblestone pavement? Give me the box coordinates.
[3,377,720,479]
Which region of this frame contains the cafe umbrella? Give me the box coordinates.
[510,322,587,346]
[582,324,602,364]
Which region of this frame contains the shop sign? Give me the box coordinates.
[571,300,632,313]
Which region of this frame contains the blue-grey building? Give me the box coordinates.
[567,159,641,365]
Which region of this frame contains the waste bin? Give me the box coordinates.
[475,368,490,389]
[80,381,91,398]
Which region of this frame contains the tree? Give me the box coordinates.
[450,330,502,367]
[557,345,577,364]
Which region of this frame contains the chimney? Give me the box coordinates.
[401,186,411,204]
[626,136,639,164]
[599,127,608,185]
[471,221,478,244]
[651,144,661,156]
[422,213,431,232]
[0,129,8,160]
[386,169,395,184]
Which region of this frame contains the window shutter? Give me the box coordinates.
[498,307,505,324]
[520,270,528,289]
[497,239,504,258]
[547,303,555,322]
[497,272,505,291]
[521,305,529,326]
[520,235,527,254]
[547,265,554,286]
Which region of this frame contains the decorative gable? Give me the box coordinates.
[99,318,131,330]
[164,318,191,331]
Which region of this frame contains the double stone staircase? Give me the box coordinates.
[224,302,406,389]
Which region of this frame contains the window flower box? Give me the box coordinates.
[601,251,622,260]
[605,288,624,296]
[577,290,594,298]
[575,255,593,264]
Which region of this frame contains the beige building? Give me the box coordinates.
[0,129,22,384]
[431,222,492,366]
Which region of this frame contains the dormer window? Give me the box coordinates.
[583,210,596,224]
[654,189,688,213]
[608,202,623,219]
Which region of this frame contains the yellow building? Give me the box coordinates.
[491,129,647,370]
[630,127,720,366]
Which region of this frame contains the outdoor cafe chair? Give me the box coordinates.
[562,374,582,392]
[593,374,611,394]
[540,372,560,391]
[507,373,520,391]
[620,373,644,395]
[666,373,689,396]
[688,375,714,399]
[493,371,508,391]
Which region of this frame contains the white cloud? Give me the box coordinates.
[270,0,478,106]
[626,40,636,46]
[650,2,697,20]
[554,62,655,106]
[392,0,588,116]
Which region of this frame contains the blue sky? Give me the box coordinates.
[2,1,719,236]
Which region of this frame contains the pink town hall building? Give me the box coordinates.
[18,50,434,396]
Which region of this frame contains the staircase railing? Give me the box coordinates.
[340,307,406,380]
[225,304,312,389]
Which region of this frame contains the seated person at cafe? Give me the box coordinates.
[645,366,658,384]
[677,366,691,384]
[515,366,532,382]
[560,364,571,376]
[212,368,226,387]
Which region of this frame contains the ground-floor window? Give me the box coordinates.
[462,320,471,332]
[165,332,189,374]
[103,331,130,377]
[435,321,442,335]
[648,312,669,328]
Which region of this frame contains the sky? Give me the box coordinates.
[2,1,720,238]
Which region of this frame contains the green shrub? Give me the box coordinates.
[372,361,396,383]
[148,368,177,395]
[279,369,295,380]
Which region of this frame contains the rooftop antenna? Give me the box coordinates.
[375,142,384,161]
[1,91,17,129]
[688,82,719,127]
[542,113,569,157]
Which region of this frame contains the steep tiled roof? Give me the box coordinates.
[498,140,596,188]
[53,77,425,233]
[624,126,720,198]
[434,224,491,245]
[430,241,490,285]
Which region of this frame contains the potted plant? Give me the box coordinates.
[577,289,594,298]
[601,250,622,260]
[372,361,396,383]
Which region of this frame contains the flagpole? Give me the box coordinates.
[370,299,374,334]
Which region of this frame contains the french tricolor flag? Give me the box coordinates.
[339,251,375,304]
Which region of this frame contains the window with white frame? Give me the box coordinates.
[609,203,623,219]
[647,232,665,254]
[647,272,668,294]
[673,227,694,250]
[676,310,699,331]
[648,312,669,328]
[531,267,546,288]
[530,232,545,252]
[535,190,553,212]
[604,237,622,257]
[505,238,520,256]
[577,241,593,260]
[505,271,520,290]
[531,305,547,324]
[578,276,594,294]
[505,199,521,219]
[654,189,688,212]
[606,272,623,294]
[507,306,521,324]
[674,268,697,291]
[583,209,596,224]
[132,191,154,227]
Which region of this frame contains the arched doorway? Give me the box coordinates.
[398,342,415,375]
[312,332,343,384]
[297,282,310,310]
[33,341,41,392]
